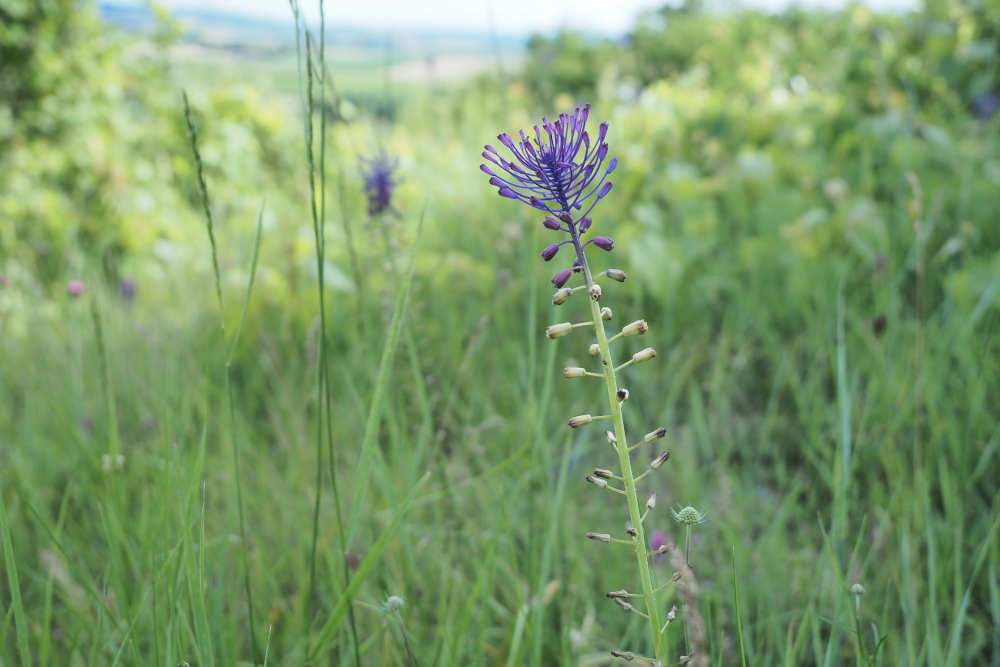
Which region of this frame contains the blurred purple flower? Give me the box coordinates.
[361,151,399,216]
[67,280,83,298]
[972,91,999,119]
[120,278,137,303]
[650,530,667,564]
[482,104,618,269]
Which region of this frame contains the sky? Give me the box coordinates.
[149,0,915,34]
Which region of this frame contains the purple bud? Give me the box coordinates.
[498,186,518,199]
[556,210,573,223]
[541,244,560,261]
[597,182,613,199]
[593,237,614,251]
[489,176,503,187]
[480,164,496,176]
[529,196,548,211]
[606,158,618,174]
[578,216,592,234]
[551,269,572,288]
[542,217,561,231]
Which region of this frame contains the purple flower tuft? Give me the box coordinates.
[68,280,83,297]
[552,269,572,288]
[361,151,399,216]
[482,104,616,232]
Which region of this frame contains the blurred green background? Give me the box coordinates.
[1,0,998,664]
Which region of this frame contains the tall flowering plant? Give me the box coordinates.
[483,105,680,664]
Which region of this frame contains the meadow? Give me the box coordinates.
[1,0,999,665]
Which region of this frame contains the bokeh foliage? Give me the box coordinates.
[1,0,998,664]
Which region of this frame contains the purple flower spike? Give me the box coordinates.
[542,217,562,231]
[552,269,572,288]
[593,237,614,251]
[541,244,561,261]
[361,151,399,216]
[482,104,615,223]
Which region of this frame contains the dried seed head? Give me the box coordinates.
[650,451,671,469]
[568,414,593,428]
[667,605,677,621]
[611,649,635,660]
[644,427,667,443]
[588,343,600,356]
[646,493,657,510]
[606,268,627,282]
[617,388,629,402]
[613,598,633,611]
[563,367,587,378]
[621,319,648,337]
[592,468,614,479]
[589,284,602,301]
[606,589,629,599]
[632,347,656,363]
[585,474,608,488]
[384,595,405,612]
[586,532,611,543]
[552,288,572,305]
[850,583,866,596]
[546,322,573,339]
[605,430,617,445]
[600,306,612,320]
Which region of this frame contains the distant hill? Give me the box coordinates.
[98,1,526,58]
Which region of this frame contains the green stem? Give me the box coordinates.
[569,230,665,661]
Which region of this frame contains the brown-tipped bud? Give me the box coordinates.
[592,468,614,479]
[568,414,593,428]
[546,322,573,339]
[646,493,657,510]
[586,532,611,543]
[585,474,608,488]
[552,288,572,305]
[588,343,600,356]
[632,347,656,363]
[600,306,612,320]
[589,284,602,301]
[605,430,617,445]
[610,649,635,660]
[644,427,667,443]
[621,319,648,337]
[563,367,587,378]
[650,451,671,469]
[606,268,627,282]
[613,598,633,611]
[617,388,629,402]
[606,589,629,599]
[626,526,638,537]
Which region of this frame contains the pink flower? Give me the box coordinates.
[67,280,84,297]
[650,530,667,564]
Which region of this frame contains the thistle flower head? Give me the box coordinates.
[670,505,707,527]
[361,151,399,216]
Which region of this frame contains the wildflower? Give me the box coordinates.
[650,530,667,564]
[482,104,618,277]
[361,151,399,216]
[671,506,707,526]
[120,278,137,303]
[67,280,83,297]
